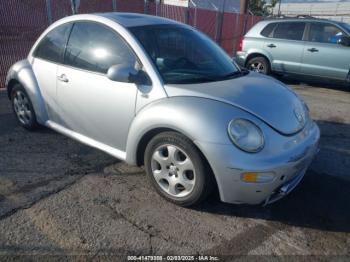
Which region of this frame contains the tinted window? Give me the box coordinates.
[65,22,136,74]
[273,22,306,41]
[309,23,345,44]
[34,23,72,63]
[130,25,240,84]
[261,23,276,37]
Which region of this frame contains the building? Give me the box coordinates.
[273,1,350,23]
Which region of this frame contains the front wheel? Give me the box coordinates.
[247,56,270,75]
[144,132,213,206]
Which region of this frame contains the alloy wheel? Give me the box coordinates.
[151,144,196,198]
[249,62,265,73]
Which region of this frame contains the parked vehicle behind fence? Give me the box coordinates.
[6,13,320,207]
[236,17,350,85]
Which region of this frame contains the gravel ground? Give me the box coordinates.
[0,83,349,260]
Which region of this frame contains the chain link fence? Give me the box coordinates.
[0,0,261,88]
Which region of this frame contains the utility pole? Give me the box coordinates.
[222,0,227,12]
[70,0,75,14]
[240,0,248,14]
[46,0,52,24]
[215,0,226,43]
[278,0,282,16]
[239,0,249,51]
[144,0,149,14]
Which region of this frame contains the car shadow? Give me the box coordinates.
[199,171,350,233]
[196,120,350,233]
[0,109,53,136]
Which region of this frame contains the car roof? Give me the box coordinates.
[264,18,341,24]
[97,12,180,27]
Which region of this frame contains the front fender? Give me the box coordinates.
[6,59,48,124]
[125,96,260,165]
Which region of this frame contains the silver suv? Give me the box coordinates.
[235,17,350,84]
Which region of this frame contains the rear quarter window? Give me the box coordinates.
[33,23,72,63]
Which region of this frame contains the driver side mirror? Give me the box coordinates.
[107,64,151,85]
[338,36,350,47]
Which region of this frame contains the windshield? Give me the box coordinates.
[340,22,350,34]
[129,24,241,84]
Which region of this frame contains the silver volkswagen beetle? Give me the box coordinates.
[6,13,320,206]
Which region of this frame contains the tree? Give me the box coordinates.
[248,0,279,16]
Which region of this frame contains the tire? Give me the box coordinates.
[247,56,271,75]
[144,131,213,206]
[11,84,38,130]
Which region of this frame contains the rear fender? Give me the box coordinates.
[246,49,273,67]
[6,59,48,124]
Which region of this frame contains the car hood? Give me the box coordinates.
[164,72,307,135]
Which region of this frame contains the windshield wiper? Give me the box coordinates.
[218,69,249,80]
[169,76,218,84]
[164,69,249,84]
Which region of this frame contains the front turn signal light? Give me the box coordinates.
[241,172,275,183]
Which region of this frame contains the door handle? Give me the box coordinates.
[267,44,276,48]
[307,48,319,53]
[57,74,69,83]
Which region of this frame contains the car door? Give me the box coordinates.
[263,22,306,74]
[31,23,72,123]
[301,22,350,80]
[56,21,139,152]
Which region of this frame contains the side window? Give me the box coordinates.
[273,22,306,41]
[64,22,136,74]
[309,23,344,44]
[261,23,277,38]
[34,23,72,63]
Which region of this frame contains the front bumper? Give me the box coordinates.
[195,120,320,205]
[263,159,316,206]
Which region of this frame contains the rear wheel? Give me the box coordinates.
[247,56,270,75]
[144,132,213,206]
[11,84,38,130]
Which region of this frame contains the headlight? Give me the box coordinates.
[228,119,264,153]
